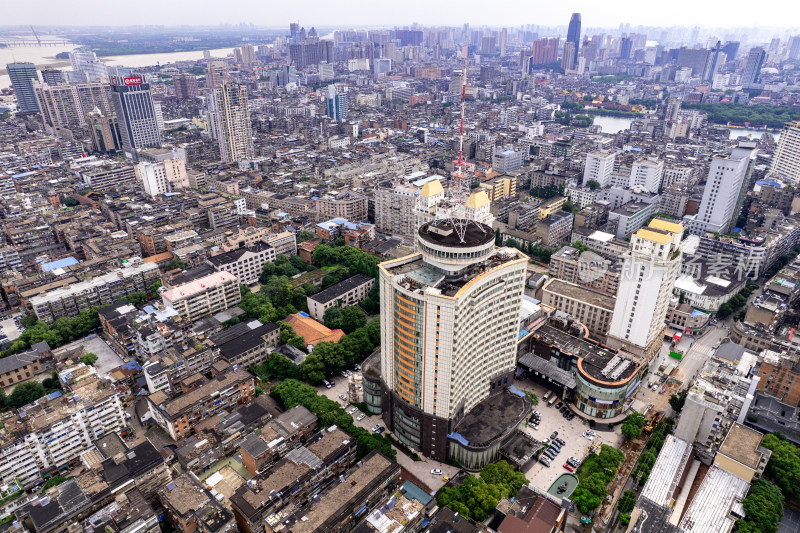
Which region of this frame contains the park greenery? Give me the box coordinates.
[62,197,79,207]
[573,444,626,514]
[270,379,396,461]
[734,479,784,533]
[682,103,797,129]
[0,378,61,410]
[436,460,528,521]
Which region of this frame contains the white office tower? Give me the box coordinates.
[629,158,664,193]
[69,50,108,82]
[770,120,800,183]
[209,81,254,163]
[379,178,526,462]
[136,158,189,198]
[606,219,684,364]
[583,150,616,187]
[685,143,758,235]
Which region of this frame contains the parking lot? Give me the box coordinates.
[515,378,623,490]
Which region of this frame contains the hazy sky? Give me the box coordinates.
[6,0,800,30]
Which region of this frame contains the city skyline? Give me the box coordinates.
[4,0,800,32]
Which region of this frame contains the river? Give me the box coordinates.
[592,115,781,142]
[0,44,237,88]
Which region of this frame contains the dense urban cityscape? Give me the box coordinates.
[0,7,800,533]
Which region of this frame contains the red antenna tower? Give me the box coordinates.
[454,44,468,193]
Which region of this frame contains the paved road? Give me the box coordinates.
[672,327,727,385]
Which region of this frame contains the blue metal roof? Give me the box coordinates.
[41,256,79,272]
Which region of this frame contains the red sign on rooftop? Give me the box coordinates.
[123,77,142,86]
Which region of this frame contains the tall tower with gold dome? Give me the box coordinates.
[378,176,528,461]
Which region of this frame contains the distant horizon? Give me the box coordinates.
[3,0,800,33]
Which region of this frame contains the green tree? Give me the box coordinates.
[297,230,315,243]
[63,196,79,207]
[621,412,647,441]
[737,479,784,533]
[617,490,637,514]
[299,353,326,384]
[669,390,688,413]
[20,315,39,329]
[340,306,367,334]
[166,257,188,271]
[81,352,98,366]
[264,352,298,380]
[323,307,343,329]
[260,261,277,284]
[126,292,148,306]
[762,433,800,500]
[366,317,380,347]
[7,381,47,408]
[586,180,600,190]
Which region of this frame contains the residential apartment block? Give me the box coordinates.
[207,241,276,285]
[306,273,375,321]
[161,270,241,322]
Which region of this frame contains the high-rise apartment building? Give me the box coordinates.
[530,38,560,66]
[686,143,758,235]
[770,120,800,183]
[326,84,348,121]
[87,108,122,153]
[566,13,581,69]
[500,28,508,56]
[629,158,664,193]
[562,42,577,71]
[172,73,199,100]
[6,62,40,114]
[703,41,726,82]
[583,150,616,187]
[209,82,254,164]
[110,76,162,160]
[69,50,108,82]
[606,219,684,364]
[789,36,800,61]
[378,218,528,460]
[33,81,112,131]
[205,59,228,89]
[40,68,65,85]
[741,47,765,86]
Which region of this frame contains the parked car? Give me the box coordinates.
[567,413,575,421]
[550,431,558,440]
[539,457,551,467]
[555,402,563,410]
[347,407,357,415]
[563,463,575,472]
[356,414,366,421]
[339,394,347,400]
[431,469,442,475]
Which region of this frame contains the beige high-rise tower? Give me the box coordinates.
[209,82,254,164]
[378,210,528,461]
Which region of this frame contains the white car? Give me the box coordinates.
[348,407,358,415]
[582,433,595,441]
[339,394,347,400]
[431,469,442,475]
[356,414,366,421]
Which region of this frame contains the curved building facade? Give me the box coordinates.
[574,355,640,419]
[379,219,528,461]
